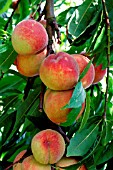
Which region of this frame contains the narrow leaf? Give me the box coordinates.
[0,43,17,72]
[0,0,12,14]
[97,140,113,165]
[68,0,95,37]
[63,82,86,109]
[78,92,91,131]
[61,107,82,127]
[67,124,99,157]
[3,88,40,143]
[79,58,93,81]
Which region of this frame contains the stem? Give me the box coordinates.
[101,0,110,119]
[23,77,36,100]
[38,82,46,112]
[45,0,55,55]
[45,0,61,55]
[4,0,21,31]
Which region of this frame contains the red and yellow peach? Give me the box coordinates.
[39,52,79,90]
[43,88,85,125]
[11,19,48,55]
[72,54,95,89]
[31,129,65,164]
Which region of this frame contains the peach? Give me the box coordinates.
[56,157,87,170]
[13,150,26,170]
[39,52,79,90]
[11,19,48,55]
[72,54,95,89]
[21,155,51,170]
[43,88,85,124]
[31,129,65,164]
[16,48,47,77]
[93,64,107,84]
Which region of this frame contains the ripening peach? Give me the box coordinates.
[11,19,48,55]
[31,129,65,164]
[56,157,87,170]
[21,155,51,170]
[16,48,47,77]
[72,54,95,89]
[43,88,85,125]
[13,150,26,170]
[93,64,107,84]
[39,52,79,90]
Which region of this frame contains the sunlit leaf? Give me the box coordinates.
[0,43,17,72]
[78,92,90,131]
[68,0,97,37]
[63,82,86,109]
[0,0,12,14]
[61,107,82,127]
[67,124,99,157]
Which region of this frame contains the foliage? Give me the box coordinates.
[0,0,113,169]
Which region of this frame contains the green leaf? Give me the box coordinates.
[68,0,96,37]
[101,120,113,145]
[78,92,90,131]
[0,43,10,53]
[79,58,93,81]
[61,107,82,127]
[67,124,99,157]
[19,0,30,20]
[3,88,40,144]
[72,7,102,46]
[0,43,17,72]
[0,0,12,14]
[57,7,75,26]
[20,99,41,134]
[93,26,107,54]
[0,75,25,95]
[97,140,113,165]
[2,112,16,144]
[63,82,86,109]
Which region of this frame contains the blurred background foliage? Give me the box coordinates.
[0,0,113,169]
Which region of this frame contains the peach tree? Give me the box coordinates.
[0,0,113,169]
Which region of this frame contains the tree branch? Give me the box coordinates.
[45,0,61,55]
[101,0,110,119]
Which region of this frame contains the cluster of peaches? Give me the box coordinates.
[13,129,86,170]
[12,19,106,170]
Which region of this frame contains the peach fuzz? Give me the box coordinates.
[93,64,107,84]
[72,54,95,89]
[43,88,85,125]
[11,19,48,55]
[31,129,65,164]
[39,52,79,90]
[21,155,51,170]
[56,157,87,170]
[16,48,47,77]
[13,150,26,170]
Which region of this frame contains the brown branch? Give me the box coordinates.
[101,0,110,119]
[38,82,46,112]
[45,0,61,55]
[23,76,37,100]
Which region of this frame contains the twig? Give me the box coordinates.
[38,82,46,112]
[101,0,110,119]
[23,76,37,100]
[4,0,21,31]
[45,0,61,55]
